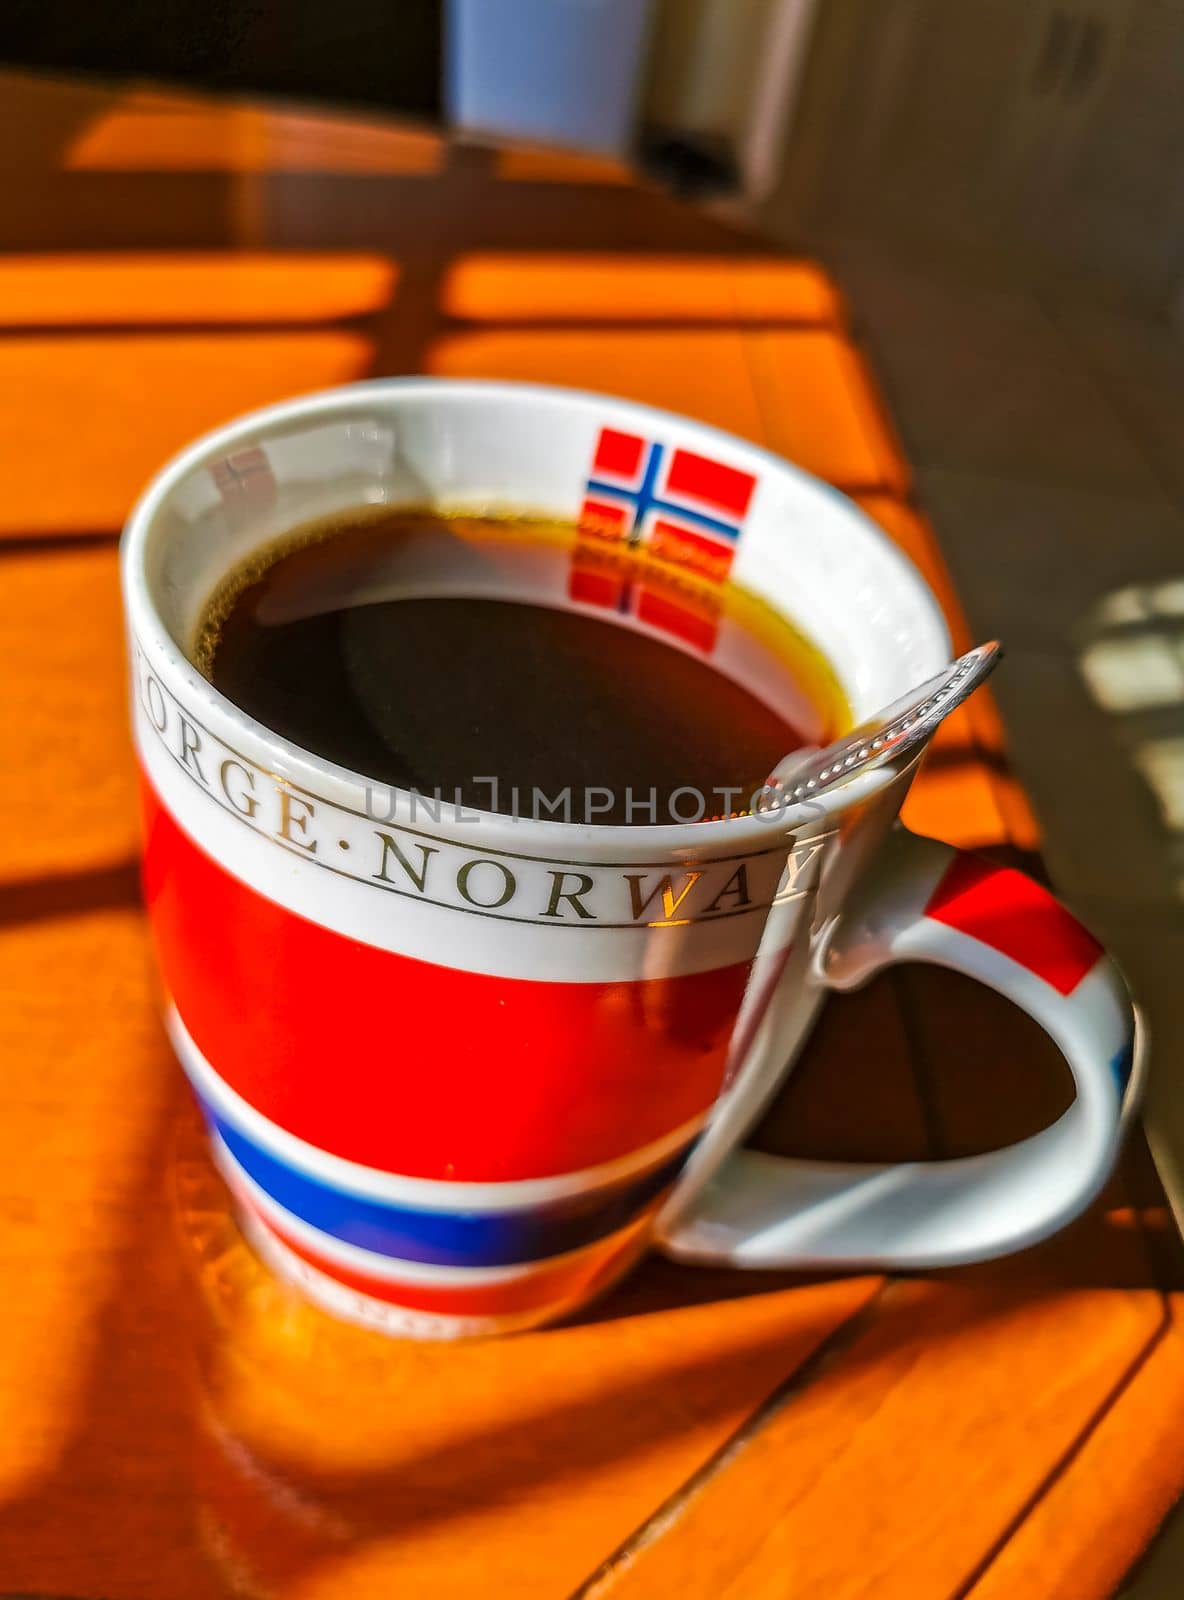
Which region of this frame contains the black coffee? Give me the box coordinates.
[197,510,844,825]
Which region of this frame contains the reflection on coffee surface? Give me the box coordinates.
[195,509,849,825]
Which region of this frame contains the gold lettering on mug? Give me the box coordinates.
[704,863,752,915]
[624,871,703,926]
[543,870,596,920]
[773,836,830,904]
[143,673,168,734]
[219,758,258,819]
[456,858,517,909]
[132,628,846,932]
[277,790,317,854]
[372,831,438,893]
[178,715,208,786]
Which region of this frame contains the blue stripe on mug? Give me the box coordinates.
[201,1101,693,1267]
[1110,1036,1134,1092]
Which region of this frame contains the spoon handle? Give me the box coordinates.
[760,641,1002,811]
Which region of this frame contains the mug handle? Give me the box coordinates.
[657,828,1144,1270]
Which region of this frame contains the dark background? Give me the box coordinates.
[2,0,443,116]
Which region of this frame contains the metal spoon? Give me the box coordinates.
[757,641,1002,813]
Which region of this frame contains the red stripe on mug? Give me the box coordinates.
[240,1193,650,1318]
[141,778,745,1182]
[925,855,1101,996]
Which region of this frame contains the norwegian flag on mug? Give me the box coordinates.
[579,427,757,583]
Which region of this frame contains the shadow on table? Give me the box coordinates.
[0,956,1169,1598]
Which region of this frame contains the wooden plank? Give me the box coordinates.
[439,253,843,325]
[0,71,253,253]
[855,492,1041,852]
[0,331,373,536]
[427,327,769,448]
[185,1172,881,1600]
[586,1267,1164,1600]
[426,152,753,257]
[0,545,138,885]
[744,331,910,493]
[427,327,903,491]
[64,87,446,176]
[964,1296,1184,1600]
[0,253,398,327]
[960,683,1043,854]
[492,148,633,185]
[0,905,214,1598]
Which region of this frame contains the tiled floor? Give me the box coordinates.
[801,239,1184,1231]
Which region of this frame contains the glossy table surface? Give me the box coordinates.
[1,69,1182,1600]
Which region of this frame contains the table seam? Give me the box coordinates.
[565,1278,891,1600]
[951,1291,1174,1600]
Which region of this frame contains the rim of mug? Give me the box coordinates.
[121,377,951,854]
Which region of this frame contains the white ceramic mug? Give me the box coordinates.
[122,379,1142,1339]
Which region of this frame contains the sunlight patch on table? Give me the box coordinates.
[0,254,398,327]
[67,90,444,175]
[0,330,373,534]
[0,910,178,1499]
[1080,634,1184,713]
[439,253,842,325]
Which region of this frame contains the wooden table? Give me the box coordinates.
[1,71,1182,1600]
